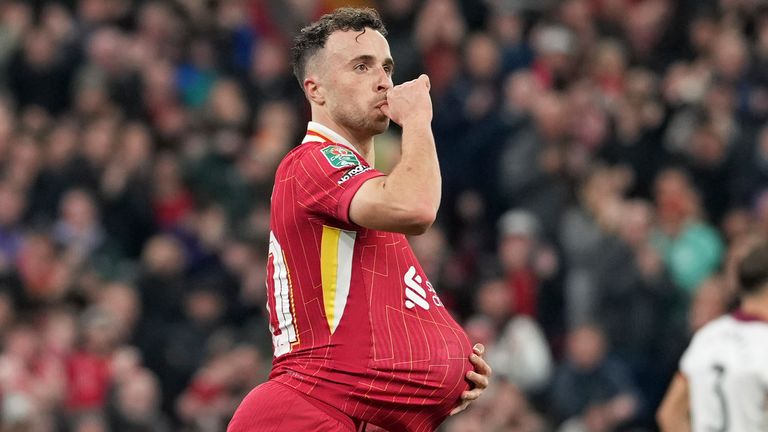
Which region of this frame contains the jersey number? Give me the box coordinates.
[267,232,299,357]
[710,364,729,432]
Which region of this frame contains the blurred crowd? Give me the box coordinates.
[0,0,763,431]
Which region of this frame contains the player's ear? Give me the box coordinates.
[305,76,325,105]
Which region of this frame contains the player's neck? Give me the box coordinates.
[739,293,768,321]
[311,114,375,163]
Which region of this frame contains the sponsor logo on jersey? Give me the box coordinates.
[338,164,372,184]
[403,266,444,310]
[321,145,360,168]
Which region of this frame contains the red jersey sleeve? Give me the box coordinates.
[295,143,385,225]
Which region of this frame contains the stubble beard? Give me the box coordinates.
[334,105,389,138]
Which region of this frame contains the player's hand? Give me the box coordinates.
[450,343,492,416]
[380,74,432,127]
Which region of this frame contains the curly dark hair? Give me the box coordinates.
[291,7,387,88]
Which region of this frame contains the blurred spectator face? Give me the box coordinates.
[217,0,250,29]
[0,184,25,227]
[721,208,753,244]
[42,3,75,43]
[4,325,37,360]
[152,152,185,198]
[97,282,140,339]
[532,92,568,140]
[623,0,670,58]
[196,206,227,251]
[189,37,216,70]
[464,33,500,82]
[71,413,107,432]
[690,125,727,167]
[382,0,416,17]
[410,225,447,265]
[0,99,15,150]
[45,122,79,168]
[82,118,116,166]
[20,106,52,135]
[498,210,539,271]
[138,2,175,42]
[41,307,77,354]
[7,137,41,190]
[690,277,730,331]
[141,235,186,276]
[532,24,575,75]
[59,189,98,232]
[111,346,142,383]
[209,80,249,128]
[22,29,56,68]
[689,14,718,56]
[617,200,654,248]
[476,279,512,323]
[756,126,768,166]
[713,31,748,81]
[118,122,151,172]
[0,2,32,34]
[87,27,126,73]
[0,293,15,335]
[591,39,626,83]
[464,316,496,348]
[80,307,119,353]
[567,325,607,370]
[560,0,593,33]
[185,289,224,325]
[229,345,264,389]
[142,60,176,101]
[221,240,254,275]
[654,169,698,224]
[503,71,542,114]
[251,38,289,82]
[489,10,523,46]
[116,369,161,421]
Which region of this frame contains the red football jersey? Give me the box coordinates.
[265,122,473,431]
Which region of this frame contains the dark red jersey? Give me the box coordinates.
[265,122,473,431]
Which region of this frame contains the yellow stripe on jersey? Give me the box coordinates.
[320,225,356,334]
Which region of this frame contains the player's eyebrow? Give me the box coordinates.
[349,54,395,68]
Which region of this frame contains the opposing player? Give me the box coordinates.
[657,241,768,431]
[228,8,491,432]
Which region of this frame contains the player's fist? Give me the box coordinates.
[380,74,432,127]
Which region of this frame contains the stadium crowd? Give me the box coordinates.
[0,0,763,430]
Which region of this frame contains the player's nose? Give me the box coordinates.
[376,69,392,93]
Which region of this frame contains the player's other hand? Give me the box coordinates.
[380,74,432,127]
[450,343,492,416]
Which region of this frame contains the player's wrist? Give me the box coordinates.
[400,114,433,129]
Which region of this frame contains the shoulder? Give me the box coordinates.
[282,142,365,172]
[684,315,734,358]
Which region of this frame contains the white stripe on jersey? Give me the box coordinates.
[681,314,768,432]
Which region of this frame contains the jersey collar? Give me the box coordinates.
[732,309,768,323]
[303,122,356,152]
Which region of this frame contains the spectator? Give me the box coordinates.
[549,324,641,431]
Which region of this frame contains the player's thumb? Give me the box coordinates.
[380,102,391,119]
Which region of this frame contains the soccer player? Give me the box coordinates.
[656,241,768,431]
[228,7,491,432]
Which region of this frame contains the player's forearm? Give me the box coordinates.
[383,121,441,225]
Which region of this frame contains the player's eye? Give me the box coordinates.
[383,65,392,75]
[355,64,368,72]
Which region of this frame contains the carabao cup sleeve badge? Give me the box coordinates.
[321,145,361,168]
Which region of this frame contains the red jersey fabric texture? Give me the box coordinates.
[228,380,358,432]
[263,122,473,432]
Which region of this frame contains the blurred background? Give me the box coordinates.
[0,0,762,431]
